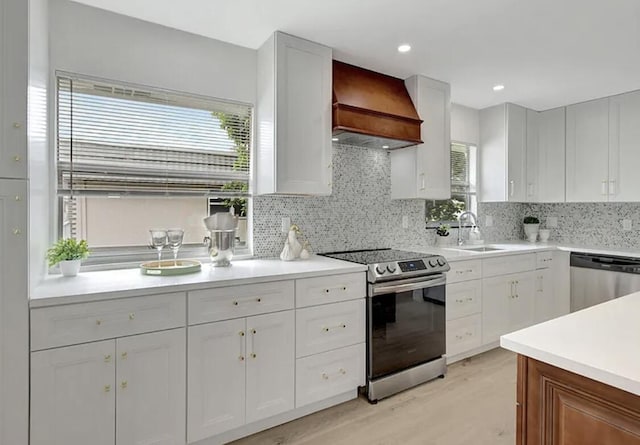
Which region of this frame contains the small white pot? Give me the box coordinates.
[59,259,82,277]
[435,236,450,247]
[523,223,540,239]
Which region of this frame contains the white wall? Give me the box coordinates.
[451,103,479,145]
[50,0,257,105]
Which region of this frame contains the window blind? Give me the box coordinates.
[56,74,252,196]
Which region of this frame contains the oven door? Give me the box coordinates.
[368,274,446,380]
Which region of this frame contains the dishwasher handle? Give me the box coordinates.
[570,252,640,274]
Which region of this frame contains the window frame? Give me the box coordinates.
[52,71,255,269]
[425,141,478,229]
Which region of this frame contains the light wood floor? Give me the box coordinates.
[232,348,517,445]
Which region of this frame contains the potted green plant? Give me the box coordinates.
[47,238,90,277]
[523,216,540,241]
[435,224,451,247]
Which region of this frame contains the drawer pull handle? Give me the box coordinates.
[456,335,463,340]
[233,301,239,306]
[339,368,346,375]
[324,289,330,293]
[13,228,22,236]
[322,323,347,333]
[15,195,21,201]
[239,331,245,337]
[256,298,262,303]
[13,122,22,129]
[250,353,257,359]
[466,332,473,336]
[342,286,347,291]
[121,381,128,390]
[13,155,21,162]
[322,373,329,380]
[96,319,102,326]
[239,355,245,361]
[104,385,111,393]
[104,354,112,363]
[128,313,135,320]
[121,352,128,360]
[251,329,257,335]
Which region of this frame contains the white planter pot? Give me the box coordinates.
[435,236,451,247]
[523,223,540,238]
[59,259,81,277]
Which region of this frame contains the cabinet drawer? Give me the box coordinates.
[189,281,294,324]
[446,314,482,357]
[446,280,482,320]
[447,260,482,284]
[31,293,186,351]
[483,253,535,277]
[295,273,365,308]
[296,343,365,408]
[536,251,554,269]
[296,299,365,358]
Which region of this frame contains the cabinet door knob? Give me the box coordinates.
[239,331,245,337]
[256,298,262,303]
[14,196,21,201]
[13,155,21,162]
[104,354,112,363]
[251,329,256,335]
[121,352,128,360]
[128,313,135,320]
[12,228,21,236]
[104,385,111,393]
[239,355,245,361]
[120,381,128,389]
[12,122,22,129]
[250,353,257,359]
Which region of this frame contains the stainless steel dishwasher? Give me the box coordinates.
[570,252,640,311]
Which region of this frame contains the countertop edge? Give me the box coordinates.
[500,336,640,397]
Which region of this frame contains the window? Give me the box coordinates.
[425,142,477,226]
[56,73,252,264]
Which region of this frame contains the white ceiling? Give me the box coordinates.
[71,0,640,110]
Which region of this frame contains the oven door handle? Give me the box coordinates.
[371,275,446,296]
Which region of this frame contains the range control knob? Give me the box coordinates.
[437,258,446,267]
[429,259,438,267]
[387,264,397,273]
[376,265,386,275]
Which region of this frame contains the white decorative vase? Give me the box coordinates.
[59,259,81,277]
[435,236,450,247]
[523,223,540,239]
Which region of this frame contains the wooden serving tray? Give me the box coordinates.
[140,259,202,276]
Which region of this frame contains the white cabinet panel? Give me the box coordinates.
[296,299,365,357]
[245,311,295,424]
[527,108,565,202]
[447,259,482,284]
[256,31,332,195]
[31,340,116,445]
[0,179,28,445]
[296,343,365,408]
[483,253,535,278]
[609,90,640,202]
[31,292,186,350]
[479,103,527,202]
[446,314,482,357]
[533,269,555,324]
[446,280,482,320]
[116,329,186,445]
[295,272,365,308]
[391,76,451,199]
[0,0,28,179]
[189,280,294,324]
[187,318,246,442]
[482,271,534,344]
[566,98,610,202]
[536,251,554,269]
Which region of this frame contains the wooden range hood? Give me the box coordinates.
[332,60,423,149]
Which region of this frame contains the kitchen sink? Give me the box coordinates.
[456,246,505,252]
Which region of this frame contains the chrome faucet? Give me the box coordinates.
[457,211,478,246]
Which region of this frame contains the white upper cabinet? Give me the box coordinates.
[480,103,527,202]
[565,98,610,202]
[256,31,332,195]
[390,76,451,200]
[0,0,28,179]
[526,107,566,202]
[608,90,640,202]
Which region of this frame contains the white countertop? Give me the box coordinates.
[30,255,367,308]
[501,292,640,396]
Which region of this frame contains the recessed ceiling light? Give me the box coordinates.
[397,44,411,53]
[382,145,390,149]
[332,137,339,142]
[493,84,505,91]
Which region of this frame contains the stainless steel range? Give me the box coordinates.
[320,249,450,403]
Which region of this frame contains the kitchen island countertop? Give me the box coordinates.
[501,292,640,396]
[30,255,367,308]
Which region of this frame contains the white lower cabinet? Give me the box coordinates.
[446,315,482,357]
[187,311,294,442]
[31,340,115,445]
[31,329,186,445]
[533,269,555,323]
[482,271,535,344]
[296,343,365,408]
